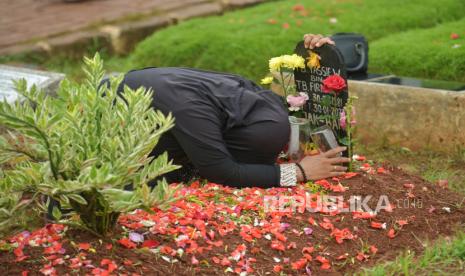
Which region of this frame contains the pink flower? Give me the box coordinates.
[350,106,356,126]
[287,92,309,111]
[303,227,313,235]
[340,110,347,129]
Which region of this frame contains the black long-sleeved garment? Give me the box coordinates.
[117,68,290,188]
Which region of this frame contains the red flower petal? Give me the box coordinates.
[141,239,160,248]
[319,221,334,230]
[291,258,308,270]
[356,252,369,261]
[273,265,283,272]
[344,172,358,179]
[403,183,415,189]
[336,253,348,260]
[267,19,277,25]
[14,247,24,257]
[271,240,285,251]
[355,155,366,161]
[212,256,220,264]
[240,231,254,242]
[221,257,231,266]
[302,246,314,254]
[292,4,305,11]
[43,242,63,255]
[160,245,175,256]
[387,229,396,238]
[330,228,354,244]
[377,167,386,174]
[353,211,376,219]
[118,238,137,249]
[78,243,91,251]
[370,221,384,229]
[287,241,297,249]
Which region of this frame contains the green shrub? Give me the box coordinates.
[370,17,465,82]
[0,54,180,237]
[127,0,465,82]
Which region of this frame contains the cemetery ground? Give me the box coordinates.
[1,0,465,275]
[0,145,464,275]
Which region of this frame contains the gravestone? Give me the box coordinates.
[0,65,64,103]
[293,42,349,147]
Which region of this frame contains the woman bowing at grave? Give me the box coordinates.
[115,34,349,188]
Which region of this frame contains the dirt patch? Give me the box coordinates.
[1,162,464,275]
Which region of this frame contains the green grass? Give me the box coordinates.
[126,0,465,83]
[4,0,465,84]
[370,17,465,82]
[360,232,465,275]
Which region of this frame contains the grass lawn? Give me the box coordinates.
[125,0,465,83]
[361,232,465,275]
[370,17,465,82]
[3,0,465,84]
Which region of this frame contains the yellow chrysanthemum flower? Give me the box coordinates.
[260,76,274,85]
[282,54,305,70]
[307,51,321,69]
[269,56,284,73]
[269,54,305,72]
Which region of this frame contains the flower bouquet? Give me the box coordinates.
[261,54,308,117]
[261,54,314,161]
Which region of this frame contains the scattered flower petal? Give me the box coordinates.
[129,232,144,243]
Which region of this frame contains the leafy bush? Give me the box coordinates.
[127,0,465,82]
[370,17,465,82]
[0,54,180,236]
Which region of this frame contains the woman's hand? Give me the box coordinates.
[303,34,335,49]
[296,147,350,181]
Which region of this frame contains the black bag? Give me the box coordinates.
[330,33,368,75]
